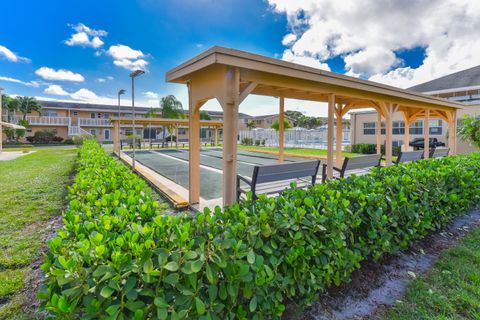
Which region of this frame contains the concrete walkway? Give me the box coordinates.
[0,151,35,161]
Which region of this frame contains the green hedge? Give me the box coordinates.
[40,141,480,319]
[351,143,401,156]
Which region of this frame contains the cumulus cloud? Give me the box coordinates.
[268,0,480,88]
[65,23,107,49]
[35,67,85,82]
[0,76,39,87]
[107,44,149,71]
[144,91,159,99]
[283,49,330,71]
[44,84,69,96]
[0,45,30,63]
[96,76,114,83]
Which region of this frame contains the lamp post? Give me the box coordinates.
[117,89,126,118]
[130,70,145,169]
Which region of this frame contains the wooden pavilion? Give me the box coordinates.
[165,46,463,207]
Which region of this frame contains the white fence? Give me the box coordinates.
[238,128,351,150]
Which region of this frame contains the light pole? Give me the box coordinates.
[130,70,145,169]
[117,89,126,118]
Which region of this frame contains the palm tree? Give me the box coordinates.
[271,119,292,131]
[146,95,184,147]
[246,120,256,130]
[16,96,41,120]
[1,94,19,121]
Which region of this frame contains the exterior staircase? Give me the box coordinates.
[68,125,93,137]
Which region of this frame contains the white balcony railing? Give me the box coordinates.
[2,115,70,126]
[78,118,112,127]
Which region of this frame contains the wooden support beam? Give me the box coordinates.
[448,110,457,154]
[335,104,343,167]
[376,111,382,154]
[214,126,218,146]
[239,81,257,104]
[326,94,335,179]
[188,84,202,205]
[222,67,240,205]
[424,109,430,159]
[384,102,394,165]
[113,120,120,154]
[279,96,285,163]
[401,111,410,151]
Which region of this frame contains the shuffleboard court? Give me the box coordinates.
[123,148,318,201]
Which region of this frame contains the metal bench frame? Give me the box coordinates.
[322,154,382,183]
[395,150,424,164]
[237,160,320,201]
[120,139,142,150]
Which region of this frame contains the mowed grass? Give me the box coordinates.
[0,148,76,319]
[238,145,361,158]
[385,227,480,320]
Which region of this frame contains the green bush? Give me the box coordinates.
[241,137,253,146]
[40,141,480,319]
[351,143,401,156]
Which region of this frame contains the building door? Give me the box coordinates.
[104,129,110,140]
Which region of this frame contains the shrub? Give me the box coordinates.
[72,134,94,147]
[26,129,64,144]
[63,139,74,145]
[241,137,253,146]
[351,143,401,156]
[255,139,261,146]
[40,141,480,319]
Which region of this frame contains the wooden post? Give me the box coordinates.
[376,111,382,154]
[326,94,335,179]
[214,126,218,146]
[403,116,410,152]
[335,105,343,167]
[188,84,201,205]
[113,120,120,154]
[175,125,179,149]
[222,67,240,205]
[448,110,457,154]
[279,96,285,163]
[385,103,393,166]
[424,109,430,159]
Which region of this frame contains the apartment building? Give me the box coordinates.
[350,65,480,154]
[1,100,277,144]
[249,114,294,129]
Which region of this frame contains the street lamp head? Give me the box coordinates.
[118,89,126,95]
[130,69,145,78]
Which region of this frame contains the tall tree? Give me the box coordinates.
[246,120,256,130]
[271,119,292,131]
[458,115,480,149]
[160,95,183,147]
[16,96,41,120]
[200,110,211,120]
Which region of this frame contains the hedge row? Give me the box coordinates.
[350,143,401,156]
[40,141,480,319]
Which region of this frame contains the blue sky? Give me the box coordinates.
[1,0,479,116]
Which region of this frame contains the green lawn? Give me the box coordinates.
[0,148,76,319]
[385,227,480,319]
[238,145,361,158]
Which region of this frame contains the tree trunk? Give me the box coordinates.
[162,126,166,148]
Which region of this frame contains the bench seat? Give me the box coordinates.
[322,154,382,182]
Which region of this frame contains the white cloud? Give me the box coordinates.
[282,33,297,46]
[44,84,69,96]
[65,23,107,49]
[282,49,330,71]
[0,45,30,63]
[144,91,159,99]
[35,67,85,82]
[107,44,149,71]
[268,0,480,88]
[0,76,39,87]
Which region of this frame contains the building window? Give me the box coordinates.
[363,122,376,135]
[409,121,423,135]
[73,111,78,116]
[363,122,385,135]
[392,121,405,135]
[90,112,95,119]
[429,119,443,135]
[90,129,96,136]
[43,110,58,117]
[179,129,186,135]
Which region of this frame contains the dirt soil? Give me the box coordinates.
[285,209,480,320]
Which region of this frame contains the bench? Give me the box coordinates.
[395,150,424,164]
[431,147,449,158]
[120,139,141,150]
[236,160,320,201]
[322,154,382,183]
